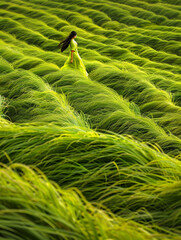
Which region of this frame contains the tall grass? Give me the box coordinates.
[45,68,181,158]
[0,59,90,129]
[1,0,180,72]
[89,65,181,137]
[0,0,180,108]
[0,0,181,238]
[1,123,181,234]
[1,163,173,240]
[0,93,11,127]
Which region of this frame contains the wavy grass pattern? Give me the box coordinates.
[1,123,181,232]
[2,163,174,240]
[0,0,181,238]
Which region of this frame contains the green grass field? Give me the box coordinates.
[0,0,181,239]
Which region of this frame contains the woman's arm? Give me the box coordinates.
[71,50,75,63]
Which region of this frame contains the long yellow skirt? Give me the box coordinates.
[60,50,88,77]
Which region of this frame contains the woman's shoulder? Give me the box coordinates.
[70,39,74,46]
[70,39,75,44]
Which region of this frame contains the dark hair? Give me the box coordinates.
[58,31,77,52]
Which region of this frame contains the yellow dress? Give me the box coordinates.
[60,39,88,77]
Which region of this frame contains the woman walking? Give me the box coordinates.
[58,31,88,77]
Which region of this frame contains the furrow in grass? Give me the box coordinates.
[44,68,181,158]
[89,65,181,138]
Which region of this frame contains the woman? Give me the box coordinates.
[58,31,88,77]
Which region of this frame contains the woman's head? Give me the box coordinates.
[70,31,77,39]
[58,31,77,52]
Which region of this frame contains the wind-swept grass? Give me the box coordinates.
[1,123,181,235]
[1,163,173,240]
[0,59,90,129]
[0,94,11,127]
[1,0,181,73]
[44,68,181,158]
[89,65,181,138]
[0,38,67,69]
[0,0,181,238]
